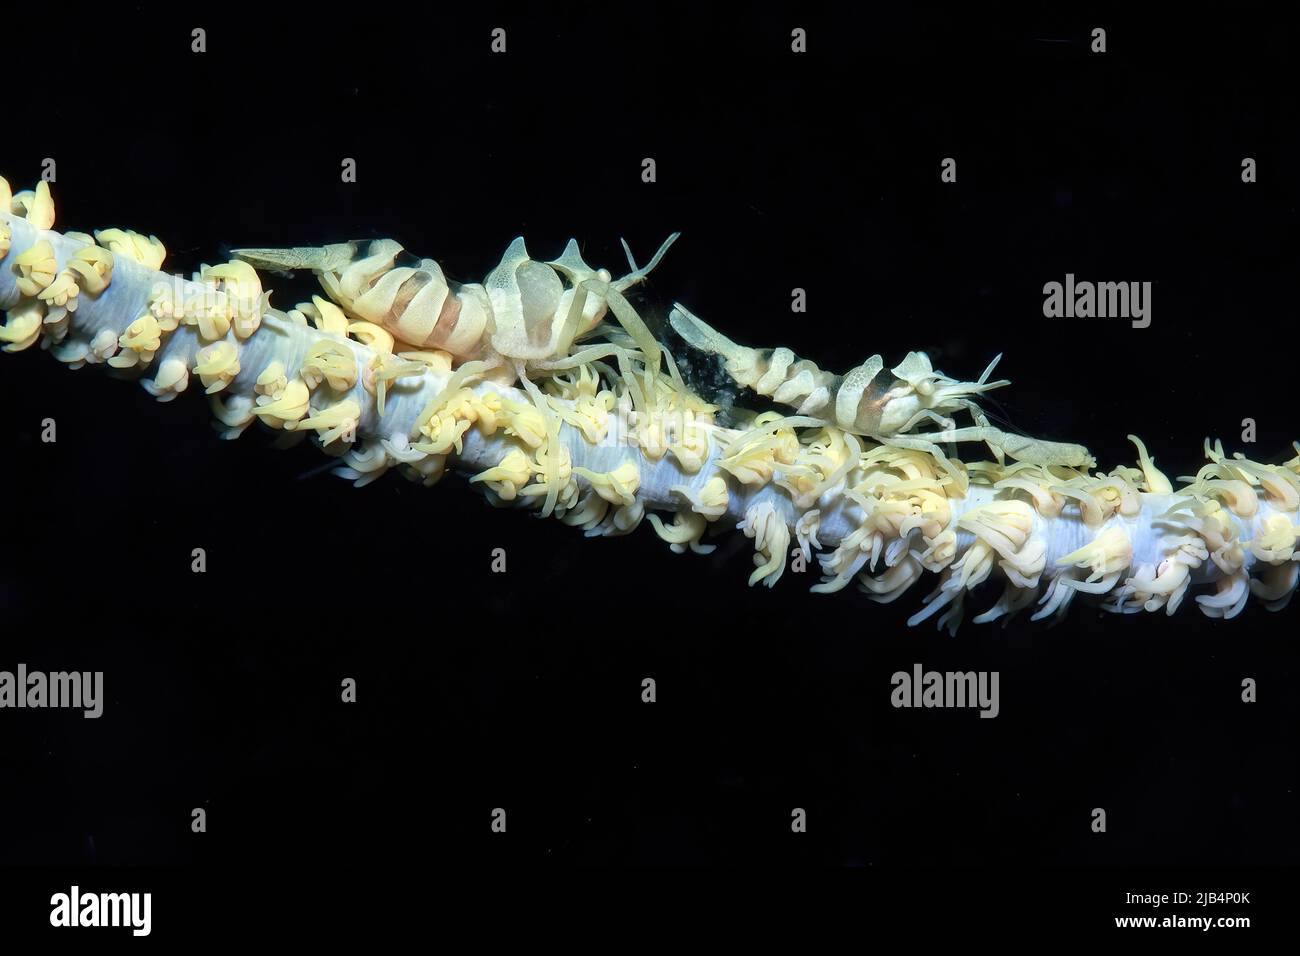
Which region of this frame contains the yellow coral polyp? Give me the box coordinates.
[777,429,861,509]
[253,377,311,428]
[302,340,358,392]
[256,360,288,396]
[1228,456,1300,512]
[647,510,713,554]
[412,409,473,456]
[94,228,166,270]
[551,382,614,444]
[739,501,791,587]
[500,397,546,448]
[13,239,57,296]
[0,300,45,352]
[573,460,641,507]
[182,285,233,341]
[470,448,532,499]
[368,354,425,416]
[469,390,503,435]
[194,340,240,393]
[203,261,263,339]
[67,245,114,296]
[37,272,79,310]
[667,413,713,474]
[108,315,164,368]
[520,443,578,513]
[25,181,55,230]
[410,386,496,455]
[149,357,190,398]
[718,414,803,486]
[298,399,362,445]
[672,476,729,519]
[1056,527,1133,580]
[1252,514,1298,564]
[143,282,181,331]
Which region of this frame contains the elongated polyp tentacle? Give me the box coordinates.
[4,176,1299,631]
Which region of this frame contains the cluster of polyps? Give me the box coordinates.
[3,173,1299,629]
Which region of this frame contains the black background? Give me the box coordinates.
[0,0,1296,935]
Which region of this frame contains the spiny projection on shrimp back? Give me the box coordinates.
[2,173,1298,630]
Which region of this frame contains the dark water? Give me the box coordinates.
[0,3,1294,936]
